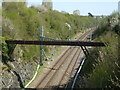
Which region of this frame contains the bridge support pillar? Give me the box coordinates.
[80,46,89,58]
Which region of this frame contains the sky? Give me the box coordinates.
[26,0,119,16]
[0,0,119,15]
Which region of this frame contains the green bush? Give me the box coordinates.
[2,37,9,64]
[76,13,119,88]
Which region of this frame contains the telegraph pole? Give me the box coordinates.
[40,26,44,66]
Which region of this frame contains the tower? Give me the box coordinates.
[42,0,53,10]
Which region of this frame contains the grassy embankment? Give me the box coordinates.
[75,12,120,88]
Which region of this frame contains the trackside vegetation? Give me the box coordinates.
[75,12,120,88]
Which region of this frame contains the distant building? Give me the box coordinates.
[118,1,120,14]
[61,11,69,14]
[73,10,80,15]
[42,0,53,10]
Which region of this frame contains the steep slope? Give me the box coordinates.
[75,12,120,88]
[1,2,97,88]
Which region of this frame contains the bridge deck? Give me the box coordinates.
[6,40,105,46]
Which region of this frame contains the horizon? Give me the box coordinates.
[0,0,119,15]
[27,2,118,16]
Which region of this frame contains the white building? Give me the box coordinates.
[119,1,120,14]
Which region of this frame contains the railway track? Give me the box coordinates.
[36,47,74,88]
[56,32,90,89]
[59,47,82,88]
[25,31,92,88]
[34,30,93,89]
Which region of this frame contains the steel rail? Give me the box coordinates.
[36,47,72,88]
[36,48,74,88]
[44,48,78,88]
[58,48,82,88]
[64,49,82,89]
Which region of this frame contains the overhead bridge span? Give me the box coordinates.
[6,40,105,47]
